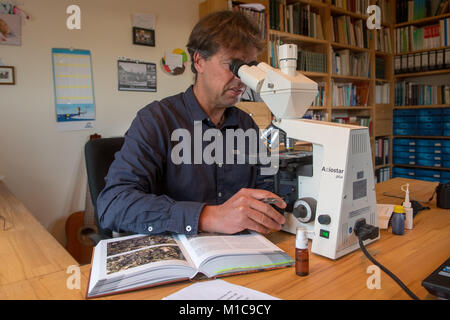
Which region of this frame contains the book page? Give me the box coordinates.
[176,231,281,268]
[88,234,196,297]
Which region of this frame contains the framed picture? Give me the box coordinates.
[132,27,155,47]
[0,13,21,46]
[0,66,15,85]
[118,60,156,92]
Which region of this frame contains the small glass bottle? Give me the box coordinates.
[295,227,309,276]
[392,205,405,235]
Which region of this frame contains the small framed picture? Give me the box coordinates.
[132,27,155,47]
[118,60,156,92]
[0,66,15,85]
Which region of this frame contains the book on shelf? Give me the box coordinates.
[331,0,370,15]
[375,137,390,166]
[332,82,370,106]
[358,116,371,127]
[332,49,370,77]
[396,0,449,23]
[297,50,327,73]
[269,35,282,67]
[395,81,450,105]
[331,15,369,49]
[376,0,393,25]
[376,83,391,104]
[86,231,293,298]
[311,82,326,106]
[375,166,390,183]
[376,57,386,79]
[304,110,328,120]
[375,27,393,53]
[332,114,370,127]
[395,18,450,53]
[269,0,324,39]
[394,48,450,73]
[232,2,267,39]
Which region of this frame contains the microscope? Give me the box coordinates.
[231,44,379,260]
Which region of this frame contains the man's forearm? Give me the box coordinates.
[97,185,205,235]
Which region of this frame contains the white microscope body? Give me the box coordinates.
[237,44,379,260]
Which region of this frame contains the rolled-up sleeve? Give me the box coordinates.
[96,109,205,235]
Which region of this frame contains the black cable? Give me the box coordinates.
[358,236,420,300]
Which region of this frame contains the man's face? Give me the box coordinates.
[195,46,258,109]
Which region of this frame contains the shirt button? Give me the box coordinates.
[148,226,153,232]
[218,192,222,197]
[218,163,223,168]
[186,225,192,232]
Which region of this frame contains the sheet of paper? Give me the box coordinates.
[165,52,183,69]
[163,279,280,300]
[132,13,155,29]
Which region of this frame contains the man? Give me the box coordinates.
[97,10,285,237]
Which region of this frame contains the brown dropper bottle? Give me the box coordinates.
[295,227,309,276]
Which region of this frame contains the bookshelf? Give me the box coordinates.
[198,0,450,183]
[268,0,396,182]
[392,0,450,184]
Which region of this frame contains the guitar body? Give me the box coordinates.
[65,133,102,265]
[65,211,97,264]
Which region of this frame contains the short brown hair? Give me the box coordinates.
[187,10,264,76]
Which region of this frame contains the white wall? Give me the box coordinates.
[0,0,201,244]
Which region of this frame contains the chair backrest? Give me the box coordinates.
[84,137,124,237]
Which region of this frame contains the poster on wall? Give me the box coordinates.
[51,48,96,131]
[0,13,21,46]
[118,59,156,92]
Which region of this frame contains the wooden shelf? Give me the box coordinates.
[395,46,450,56]
[393,136,450,140]
[330,5,368,20]
[331,106,372,110]
[331,41,370,52]
[269,29,328,44]
[375,164,392,170]
[332,74,371,81]
[394,13,450,28]
[296,0,327,8]
[393,164,450,172]
[300,71,329,78]
[375,50,393,57]
[393,104,450,109]
[394,69,450,78]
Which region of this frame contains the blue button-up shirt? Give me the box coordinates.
[97,86,273,235]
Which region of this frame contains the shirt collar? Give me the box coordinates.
[183,85,240,128]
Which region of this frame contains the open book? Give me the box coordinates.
[86,230,293,298]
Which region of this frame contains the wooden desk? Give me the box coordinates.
[0,181,79,298]
[1,178,449,299]
[81,178,448,300]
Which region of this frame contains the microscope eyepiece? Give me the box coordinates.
[229,59,258,78]
[229,59,245,77]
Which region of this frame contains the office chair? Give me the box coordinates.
[84,137,124,245]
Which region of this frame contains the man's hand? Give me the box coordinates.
[198,188,286,234]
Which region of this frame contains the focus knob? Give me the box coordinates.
[318,214,331,225]
[293,197,317,223]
